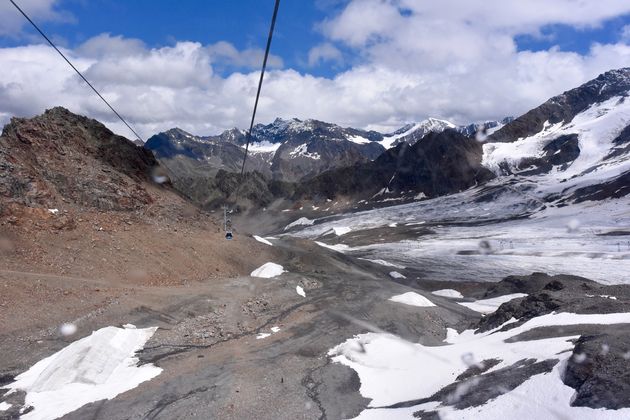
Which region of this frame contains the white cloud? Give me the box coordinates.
[206,41,283,69]
[76,33,146,58]
[308,43,343,67]
[0,0,71,37]
[1,1,630,140]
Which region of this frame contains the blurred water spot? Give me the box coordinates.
[447,377,481,403]
[600,344,610,356]
[566,219,580,233]
[128,269,150,283]
[0,236,14,254]
[478,240,492,255]
[460,352,477,367]
[151,167,169,184]
[475,128,488,142]
[59,323,77,336]
[573,352,587,363]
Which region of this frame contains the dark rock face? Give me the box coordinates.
[490,68,630,143]
[0,107,158,211]
[270,136,381,182]
[475,293,561,333]
[564,329,630,409]
[567,170,630,203]
[297,129,496,200]
[605,123,630,160]
[514,134,581,176]
[145,128,271,176]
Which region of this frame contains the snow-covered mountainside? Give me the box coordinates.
[482,67,630,203]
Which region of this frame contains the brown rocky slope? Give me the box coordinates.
[0,107,276,333]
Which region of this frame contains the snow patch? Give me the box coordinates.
[250,262,286,278]
[296,285,306,297]
[47,209,59,215]
[7,325,161,420]
[0,402,12,411]
[389,271,406,279]
[346,134,372,144]
[257,326,281,340]
[245,140,281,153]
[314,241,351,253]
[289,143,321,160]
[432,289,464,299]
[358,258,405,269]
[332,226,352,236]
[284,217,315,230]
[389,292,436,307]
[458,293,528,314]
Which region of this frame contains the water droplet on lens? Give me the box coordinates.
[60,323,77,336]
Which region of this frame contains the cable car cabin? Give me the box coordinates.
[224,207,233,240]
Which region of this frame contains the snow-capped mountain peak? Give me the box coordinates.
[380,117,457,148]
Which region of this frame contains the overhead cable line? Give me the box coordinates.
[9,0,144,142]
[223,0,280,240]
[239,0,281,178]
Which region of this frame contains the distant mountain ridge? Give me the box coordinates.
[144,116,511,189]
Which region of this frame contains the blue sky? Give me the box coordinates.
[3,0,353,77]
[515,16,630,54]
[1,0,630,138]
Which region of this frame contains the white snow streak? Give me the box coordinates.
[314,241,351,252]
[253,235,273,246]
[458,293,528,314]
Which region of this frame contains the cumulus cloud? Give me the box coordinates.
[308,43,343,67]
[0,0,71,37]
[1,0,630,140]
[206,41,283,70]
